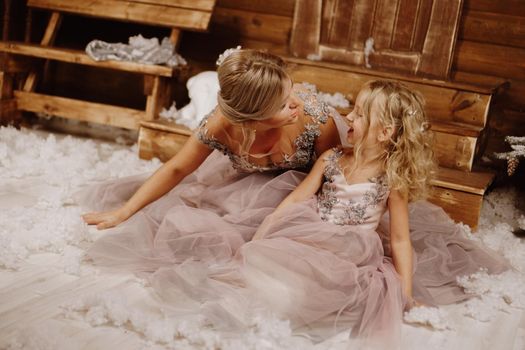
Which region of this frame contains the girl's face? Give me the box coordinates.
[258,79,300,129]
[345,89,385,148]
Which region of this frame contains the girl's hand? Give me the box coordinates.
[82,208,130,230]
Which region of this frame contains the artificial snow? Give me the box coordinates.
[0,125,524,350]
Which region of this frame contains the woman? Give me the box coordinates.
[80,49,343,271]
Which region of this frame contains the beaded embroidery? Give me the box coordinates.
[317,148,389,226]
[195,83,329,172]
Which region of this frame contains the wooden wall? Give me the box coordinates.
[2,0,524,162]
[454,0,525,156]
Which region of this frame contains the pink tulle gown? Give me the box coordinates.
[78,91,509,348]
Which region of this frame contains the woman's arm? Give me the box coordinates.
[82,135,212,230]
[252,149,329,240]
[388,189,414,304]
[315,116,342,155]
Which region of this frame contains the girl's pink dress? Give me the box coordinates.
[78,93,508,347]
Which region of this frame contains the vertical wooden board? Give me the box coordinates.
[347,0,377,50]
[0,72,14,99]
[428,186,484,229]
[412,0,433,52]
[419,0,463,78]
[391,0,419,51]
[371,0,398,49]
[321,0,355,47]
[290,0,322,57]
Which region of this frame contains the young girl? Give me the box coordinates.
[210,80,508,347]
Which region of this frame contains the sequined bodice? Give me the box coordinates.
[317,149,390,230]
[196,83,331,173]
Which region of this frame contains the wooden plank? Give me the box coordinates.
[428,186,484,229]
[432,132,477,171]
[431,120,482,138]
[286,58,493,127]
[126,0,216,12]
[140,119,193,136]
[320,0,356,47]
[0,72,13,99]
[138,126,190,161]
[212,7,293,45]
[27,0,213,31]
[419,0,463,79]
[346,0,377,51]
[14,91,145,129]
[431,167,494,195]
[372,0,398,49]
[455,40,525,81]
[460,10,525,49]
[0,99,17,122]
[464,0,525,17]
[0,42,174,77]
[290,0,322,57]
[145,76,171,121]
[391,0,420,51]
[217,0,295,17]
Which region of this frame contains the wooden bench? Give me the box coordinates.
[0,0,216,129]
[138,57,507,229]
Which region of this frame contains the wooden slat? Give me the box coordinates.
[431,167,494,195]
[14,91,145,129]
[217,0,295,17]
[0,42,174,77]
[460,9,525,49]
[391,0,420,51]
[145,76,172,121]
[212,7,293,45]
[320,0,355,47]
[455,40,525,81]
[432,132,477,171]
[140,119,193,136]
[0,99,17,122]
[464,0,525,17]
[27,0,213,31]
[0,72,13,99]
[126,0,216,12]
[290,0,322,57]
[372,0,398,49]
[418,0,463,79]
[428,186,484,229]
[138,126,191,161]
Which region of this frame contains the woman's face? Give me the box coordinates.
[259,79,300,129]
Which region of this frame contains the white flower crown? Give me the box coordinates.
[216,46,242,66]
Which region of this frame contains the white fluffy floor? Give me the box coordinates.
[1,126,524,350]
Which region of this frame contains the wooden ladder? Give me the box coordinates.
[0,0,216,129]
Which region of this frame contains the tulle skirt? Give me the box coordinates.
[78,151,509,348]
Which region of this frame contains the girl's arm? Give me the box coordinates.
[82,135,212,230]
[388,189,414,305]
[252,149,329,240]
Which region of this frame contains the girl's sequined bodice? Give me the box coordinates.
[317,149,390,230]
[196,83,331,173]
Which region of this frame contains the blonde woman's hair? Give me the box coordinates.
[216,49,290,155]
[355,80,436,201]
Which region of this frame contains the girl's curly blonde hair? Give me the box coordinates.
[356,80,436,201]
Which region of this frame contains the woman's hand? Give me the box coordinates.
[82,207,130,230]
